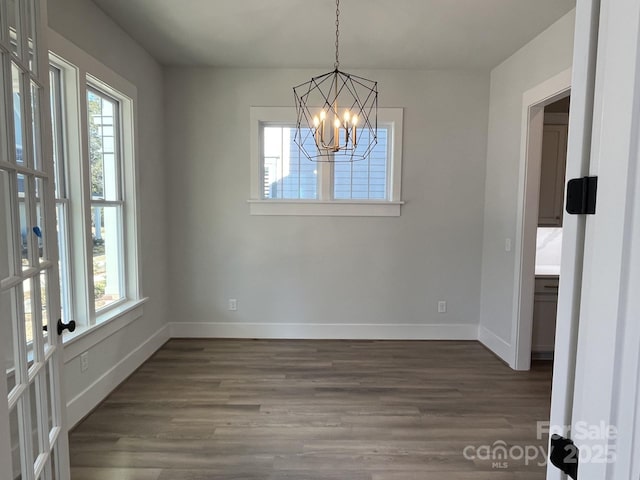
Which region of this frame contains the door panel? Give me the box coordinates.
[0,0,70,479]
[546,0,601,478]
[554,0,640,478]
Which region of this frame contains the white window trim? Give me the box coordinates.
[249,106,404,216]
[47,29,144,342]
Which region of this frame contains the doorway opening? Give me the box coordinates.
[531,96,570,363]
[510,68,571,372]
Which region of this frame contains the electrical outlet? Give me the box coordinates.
[228,299,237,311]
[80,352,89,372]
[438,301,447,313]
[505,238,512,252]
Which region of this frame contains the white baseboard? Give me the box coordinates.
[478,326,512,364]
[168,322,479,340]
[66,324,169,428]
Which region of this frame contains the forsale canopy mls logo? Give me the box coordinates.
[462,421,618,470]
[463,440,546,469]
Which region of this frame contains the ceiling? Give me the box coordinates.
[92,0,576,69]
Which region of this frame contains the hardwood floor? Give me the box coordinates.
[69,340,553,480]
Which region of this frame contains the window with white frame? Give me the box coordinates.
[87,87,125,311]
[48,44,141,337]
[250,107,403,216]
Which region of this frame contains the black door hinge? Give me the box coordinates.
[550,434,579,479]
[566,176,598,215]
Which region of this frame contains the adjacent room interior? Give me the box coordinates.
[5,0,640,479]
[532,96,570,361]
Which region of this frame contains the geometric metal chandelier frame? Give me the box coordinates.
[293,0,378,162]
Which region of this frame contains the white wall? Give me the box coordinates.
[47,0,170,425]
[478,10,575,358]
[164,68,489,339]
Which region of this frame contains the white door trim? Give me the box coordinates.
[511,68,572,371]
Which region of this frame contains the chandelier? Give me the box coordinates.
[293,0,378,162]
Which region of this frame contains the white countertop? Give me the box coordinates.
[536,228,562,278]
[535,265,561,277]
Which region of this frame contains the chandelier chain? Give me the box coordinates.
[334,0,340,69]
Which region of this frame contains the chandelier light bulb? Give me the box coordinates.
[352,114,358,126]
[344,110,351,124]
[320,110,327,121]
[313,116,320,127]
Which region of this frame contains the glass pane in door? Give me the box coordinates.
[6,0,20,57]
[30,379,43,462]
[11,62,24,165]
[0,170,13,279]
[17,173,30,270]
[22,278,34,347]
[31,81,42,170]
[2,289,16,394]
[10,406,23,479]
[45,363,54,433]
[25,0,38,73]
[35,177,47,263]
[40,270,50,345]
[50,445,58,480]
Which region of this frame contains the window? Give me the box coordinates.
[49,66,72,323]
[87,88,124,311]
[250,107,403,216]
[47,39,142,339]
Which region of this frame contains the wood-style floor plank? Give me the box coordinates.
[70,340,552,479]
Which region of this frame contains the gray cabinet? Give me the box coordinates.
[532,276,559,353]
[538,124,568,227]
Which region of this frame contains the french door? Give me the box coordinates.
[0,0,70,479]
[548,0,640,478]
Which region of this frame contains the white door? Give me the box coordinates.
[568,0,640,476]
[546,0,600,474]
[0,0,70,479]
[549,0,640,478]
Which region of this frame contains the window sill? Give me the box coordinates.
[63,298,148,362]
[248,199,404,216]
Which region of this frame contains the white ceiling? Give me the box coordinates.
[92,0,576,69]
